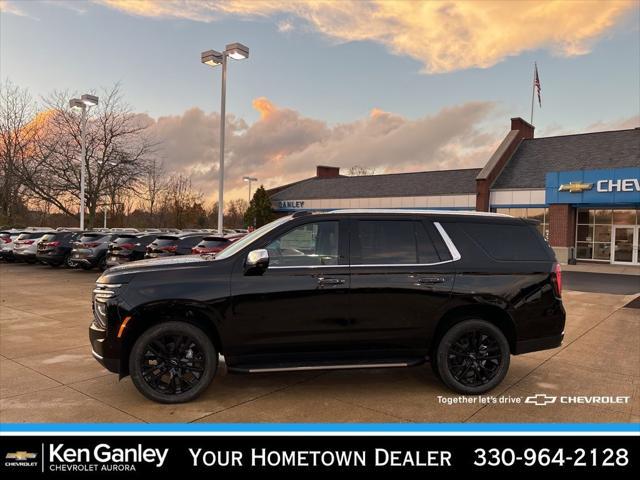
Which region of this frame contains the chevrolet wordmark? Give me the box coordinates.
[90,210,565,403]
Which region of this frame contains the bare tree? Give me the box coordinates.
[141,158,166,224]
[225,199,248,228]
[0,80,38,224]
[347,165,376,176]
[15,84,156,228]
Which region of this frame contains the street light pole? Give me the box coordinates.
[70,94,98,230]
[217,53,227,236]
[243,176,257,203]
[79,109,87,230]
[201,43,249,236]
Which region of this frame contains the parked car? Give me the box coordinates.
[105,233,157,267]
[36,231,82,267]
[0,230,21,262]
[13,230,55,263]
[191,234,244,255]
[90,209,565,403]
[70,232,119,270]
[144,233,206,259]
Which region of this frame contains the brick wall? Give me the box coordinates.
[548,204,576,247]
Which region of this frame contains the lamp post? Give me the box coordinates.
[243,176,258,203]
[201,43,249,235]
[69,94,98,230]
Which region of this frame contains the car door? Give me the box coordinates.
[228,219,350,359]
[347,217,455,355]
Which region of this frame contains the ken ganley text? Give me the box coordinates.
[190,448,452,467]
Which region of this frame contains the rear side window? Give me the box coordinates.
[461,222,549,261]
[78,234,108,242]
[354,220,442,265]
[152,237,178,246]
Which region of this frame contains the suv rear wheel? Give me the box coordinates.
[435,319,510,394]
[129,321,217,403]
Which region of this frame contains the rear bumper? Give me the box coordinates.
[514,332,564,355]
[36,252,66,264]
[89,322,120,373]
[14,251,36,260]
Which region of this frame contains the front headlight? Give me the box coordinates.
[92,283,123,329]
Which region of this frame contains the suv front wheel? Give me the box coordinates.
[129,321,217,403]
[435,319,510,394]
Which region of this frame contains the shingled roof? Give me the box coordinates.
[492,128,640,189]
[271,168,482,200]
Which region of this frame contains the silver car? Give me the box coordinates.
[13,231,55,263]
[0,230,21,262]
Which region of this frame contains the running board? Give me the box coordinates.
[228,358,425,374]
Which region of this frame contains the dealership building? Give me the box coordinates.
[269,118,639,265]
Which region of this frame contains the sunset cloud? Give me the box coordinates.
[145,98,499,203]
[98,0,635,73]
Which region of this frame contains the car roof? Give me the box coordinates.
[321,209,511,218]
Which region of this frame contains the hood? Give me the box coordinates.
[98,255,215,284]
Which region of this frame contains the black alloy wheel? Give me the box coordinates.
[130,322,217,403]
[435,319,509,394]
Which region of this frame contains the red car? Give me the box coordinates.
[191,234,244,255]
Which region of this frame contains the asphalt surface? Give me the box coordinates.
[563,271,640,295]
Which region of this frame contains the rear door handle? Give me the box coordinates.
[417,277,446,285]
[317,277,346,286]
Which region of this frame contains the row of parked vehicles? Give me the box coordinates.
[0,227,247,270]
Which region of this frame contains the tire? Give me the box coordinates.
[81,264,93,270]
[64,255,75,268]
[435,319,510,395]
[129,321,217,404]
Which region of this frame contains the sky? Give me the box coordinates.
[1,0,639,203]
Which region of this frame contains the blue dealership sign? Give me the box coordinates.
[545,167,640,205]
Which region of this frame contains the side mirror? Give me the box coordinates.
[245,248,269,275]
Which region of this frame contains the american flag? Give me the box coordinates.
[534,63,542,107]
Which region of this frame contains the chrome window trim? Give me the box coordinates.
[270,222,461,269]
[433,221,461,261]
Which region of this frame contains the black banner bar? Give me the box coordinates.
[1,435,636,476]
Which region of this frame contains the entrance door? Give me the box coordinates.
[611,226,639,265]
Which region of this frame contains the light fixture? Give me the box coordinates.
[69,98,84,110]
[81,94,99,107]
[243,176,257,182]
[225,42,249,60]
[201,50,223,66]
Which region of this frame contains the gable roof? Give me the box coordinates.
[271,168,481,200]
[492,128,639,189]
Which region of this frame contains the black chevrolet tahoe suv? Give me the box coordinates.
[90,210,565,403]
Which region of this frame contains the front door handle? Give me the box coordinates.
[417,277,446,285]
[317,277,346,286]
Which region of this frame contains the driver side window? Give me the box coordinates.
[266,221,339,267]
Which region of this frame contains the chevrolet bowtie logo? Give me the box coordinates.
[5,451,37,460]
[558,181,593,193]
[525,393,557,406]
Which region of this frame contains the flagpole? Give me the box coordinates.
[530,62,536,125]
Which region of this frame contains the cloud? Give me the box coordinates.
[0,0,36,18]
[97,0,636,73]
[145,98,499,203]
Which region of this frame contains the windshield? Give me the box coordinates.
[215,216,292,260]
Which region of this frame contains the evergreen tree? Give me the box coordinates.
[243,185,275,227]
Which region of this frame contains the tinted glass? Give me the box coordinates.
[267,221,339,267]
[151,237,178,246]
[78,234,108,242]
[462,222,549,261]
[199,239,229,248]
[356,220,418,265]
[17,232,49,240]
[180,236,206,247]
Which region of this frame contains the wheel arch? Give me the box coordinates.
[118,300,224,378]
[430,304,517,354]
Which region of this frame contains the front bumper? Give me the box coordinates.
[89,322,120,373]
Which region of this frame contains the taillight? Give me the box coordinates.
[43,241,61,247]
[119,242,135,250]
[551,263,562,297]
[162,245,177,253]
[22,240,34,245]
[83,242,100,248]
[1,237,10,244]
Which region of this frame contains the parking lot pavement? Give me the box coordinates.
[1,262,639,424]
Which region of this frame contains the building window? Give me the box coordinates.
[575,208,639,261]
[493,207,549,240]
